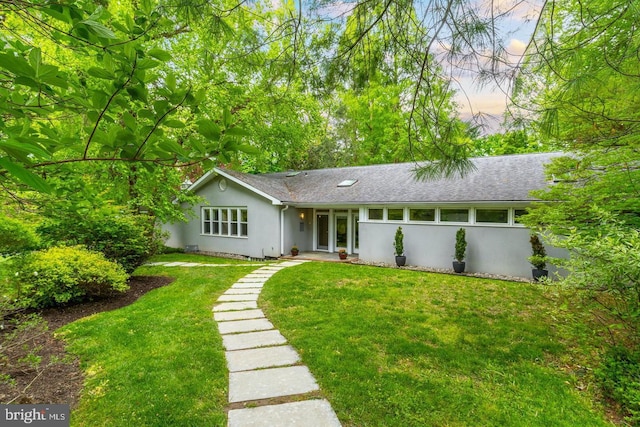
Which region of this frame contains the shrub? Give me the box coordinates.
[394,226,404,256]
[10,246,129,309]
[38,211,162,273]
[0,216,40,255]
[596,346,640,424]
[454,228,467,262]
[529,234,547,270]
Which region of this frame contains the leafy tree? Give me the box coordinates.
[518,0,640,346]
[0,0,252,195]
[318,0,475,175]
[470,130,551,157]
[37,206,162,273]
[0,215,40,255]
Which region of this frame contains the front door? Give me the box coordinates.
[316,213,329,250]
[335,213,348,251]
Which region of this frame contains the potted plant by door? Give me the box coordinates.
[338,248,348,260]
[394,226,406,266]
[291,245,299,256]
[452,228,467,273]
[529,234,548,281]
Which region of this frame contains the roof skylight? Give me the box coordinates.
[337,179,358,187]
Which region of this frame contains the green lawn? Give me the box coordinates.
[55,256,613,426]
[260,262,613,427]
[58,260,259,426]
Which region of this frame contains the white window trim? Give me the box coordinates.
[473,208,510,226]
[439,208,471,224]
[201,207,248,238]
[362,206,529,228]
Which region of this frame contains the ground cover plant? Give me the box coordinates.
[260,262,614,426]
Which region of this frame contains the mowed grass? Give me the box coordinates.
[57,260,259,426]
[260,262,612,427]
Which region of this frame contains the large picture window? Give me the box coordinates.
[202,207,248,237]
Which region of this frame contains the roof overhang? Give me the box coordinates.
[288,200,536,208]
[188,168,284,206]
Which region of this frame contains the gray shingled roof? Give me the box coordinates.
[217,152,561,205]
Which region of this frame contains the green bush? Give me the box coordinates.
[596,346,640,425]
[38,211,162,273]
[454,228,467,262]
[11,246,129,309]
[0,216,40,255]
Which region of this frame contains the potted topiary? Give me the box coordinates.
[529,234,548,281]
[290,245,299,256]
[394,226,406,266]
[452,228,467,273]
[338,248,348,260]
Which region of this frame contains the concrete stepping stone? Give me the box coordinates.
[222,330,287,351]
[217,294,259,302]
[218,318,274,335]
[224,288,262,295]
[213,301,258,312]
[214,309,265,322]
[225,345,300,372]
[228,400,341,427]
[231,282,265,289]
[259,267,285,272]
[278,261,308,267]
[237,277,268,283]
[228,366,319,403]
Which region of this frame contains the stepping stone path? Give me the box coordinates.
[213,261,342,427]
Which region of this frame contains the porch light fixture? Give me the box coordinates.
[337,179,358,187]
[299,212,305,220]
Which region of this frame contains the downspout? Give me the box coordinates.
[280,205,289,256]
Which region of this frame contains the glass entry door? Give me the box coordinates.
[316,213,329,250]
[335,213,348,250]
[352,213,359,253]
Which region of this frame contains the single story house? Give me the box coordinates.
[163,152,564,278]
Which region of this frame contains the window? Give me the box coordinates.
[368,208,383,220]
[440,208,469,223]
[202,207,248,237]
[410,208,435,222]
[514,209,527,224]
[240,209,248,236]
[387,208,404,221]
[476,209,508,224]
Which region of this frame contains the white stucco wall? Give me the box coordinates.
[283,208,313,254]
[163,176,282,259]
[359,222,565,279]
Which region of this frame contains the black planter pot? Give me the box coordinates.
[452,261,466,273]
[532,268,548,281]
[395,255,406,267]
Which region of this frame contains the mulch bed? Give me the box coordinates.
[0,275,174,407]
